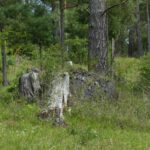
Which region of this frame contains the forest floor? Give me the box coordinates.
[0,56,150,150]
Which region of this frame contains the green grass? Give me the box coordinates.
[115,57,140,83]
[0,99,150,150]
[0,56,150,149]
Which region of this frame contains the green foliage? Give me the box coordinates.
[65,4,88,64]
[66,37,87,64]
[10,43,38,57]
[7,57,15,66]
[0,0,54,58]
[114,57,140,88]
[42,44,62,74]
[138,54,150,94]
[26,15,53,47]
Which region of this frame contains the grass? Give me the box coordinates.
[0,99,150,150]
[0,56,150,149]
[115,57,140,83]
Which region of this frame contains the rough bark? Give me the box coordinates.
[88,0,108,73]
[136,0,143,56]
[59,0,65,68]
[1,35,8,86]
[146,0,150,52]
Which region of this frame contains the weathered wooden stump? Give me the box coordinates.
[47,72,70,126]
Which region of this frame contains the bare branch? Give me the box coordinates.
[64,2,79,9]
[101,0,128,16]
[64,3,79,9]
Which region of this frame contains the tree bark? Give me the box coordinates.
[59,0,65,68]
[1,34,8,86]
[88,0,108,73]
[136,0,143,56]
[146,0,150,52]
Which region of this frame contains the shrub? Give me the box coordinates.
[138,54,150,94]
[12,43,37,58]
[66,37,87,64]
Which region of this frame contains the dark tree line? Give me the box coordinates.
[0,0,150,86]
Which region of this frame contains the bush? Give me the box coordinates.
[12,43,37,58]
[66,37,87,64]
[138,54,150,94]
[7,56,16,66]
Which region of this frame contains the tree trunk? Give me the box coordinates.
[59,0,64,68]
[51,1,57,42]
[88,0,108,73]
[111,38,115,64]
[146,0,150,52]
[39,44,43,70]
[128,26,136,57]
[1,34,8,86]
[136,0,143,56]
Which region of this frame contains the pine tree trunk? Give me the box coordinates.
[136,0,143,56]
[146,0,150,52]
[59,0,64,68]
[88,0,108,73]
[1,35,8,86]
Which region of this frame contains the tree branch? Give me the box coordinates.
[64,3,79,9]
[101,0,128,16]
[64,0,79,9]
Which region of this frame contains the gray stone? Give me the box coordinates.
[70,71,117,100]
[19,68,41,101]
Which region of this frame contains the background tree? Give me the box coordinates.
[136,0,144,56]
[88,0,108,72]
[146,0,150,52]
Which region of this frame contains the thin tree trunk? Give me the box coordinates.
[128,26,136,57]
[39,44,43,70]
[59,0,64,68]
[136,0,143,56]
[88,0,108,72]
[146,0,150,52]
[111,38,115,64]
[1,34,8,86]
[51,1,57,42]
